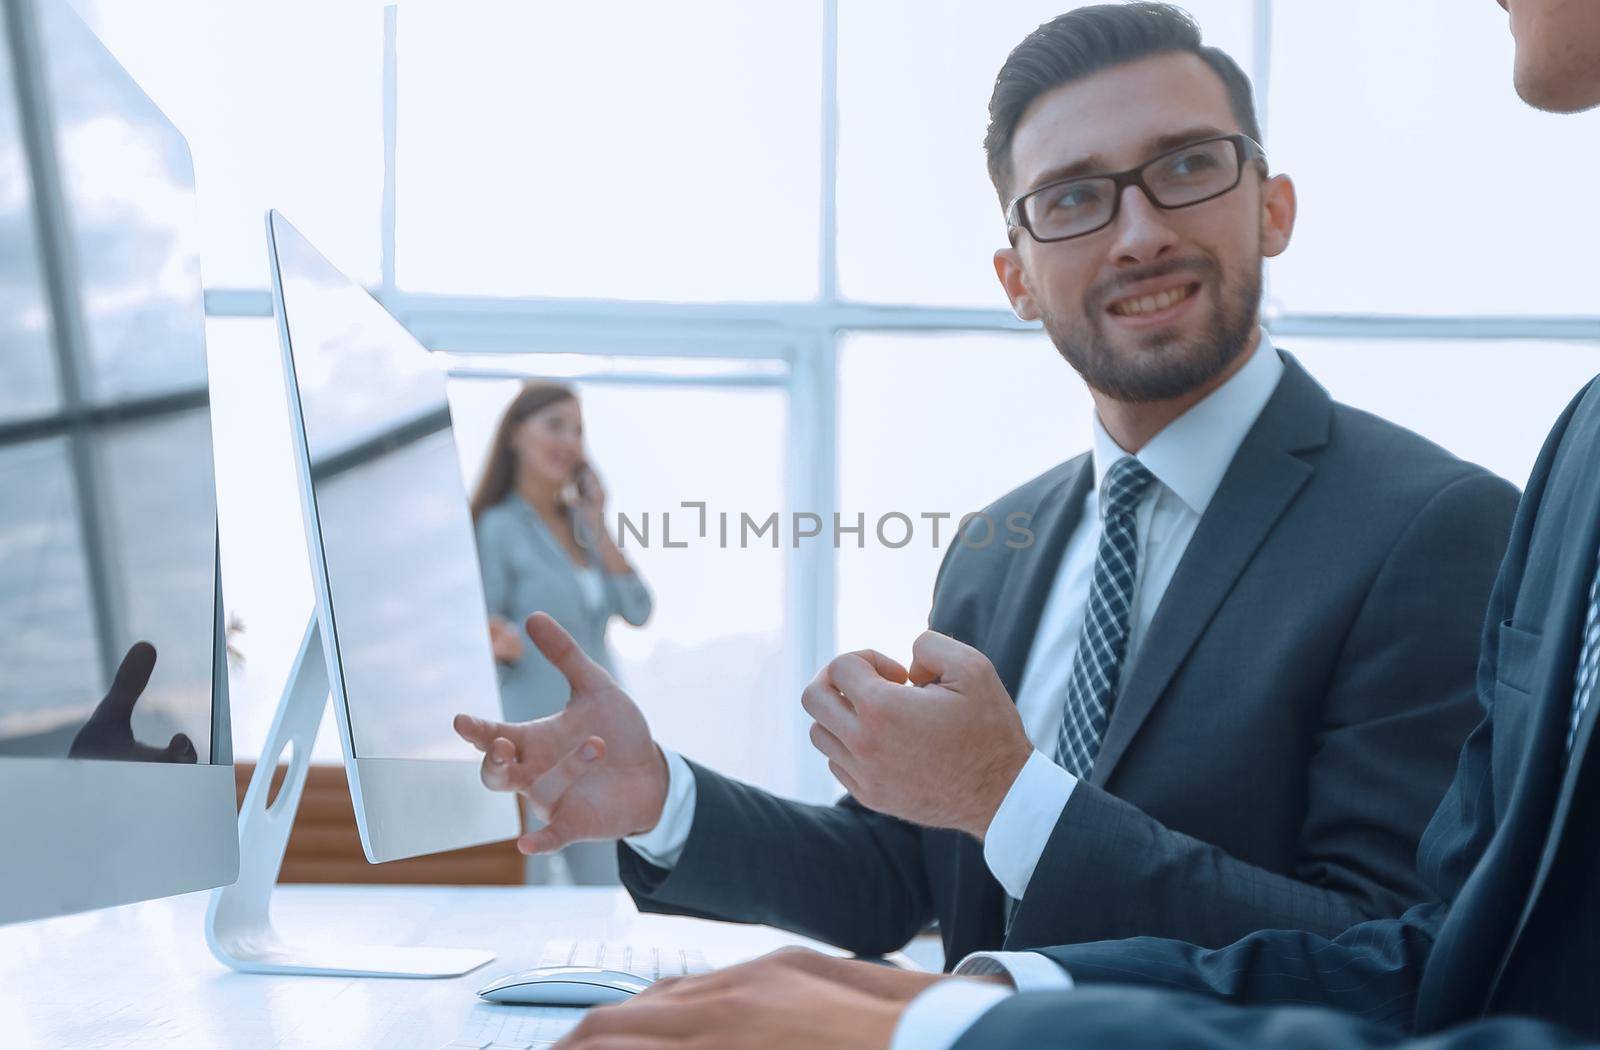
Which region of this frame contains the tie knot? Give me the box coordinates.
[1103,457,1155,519]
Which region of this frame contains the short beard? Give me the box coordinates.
[1041,256,1262,404]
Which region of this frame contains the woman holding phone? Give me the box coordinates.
[470,381,652,884]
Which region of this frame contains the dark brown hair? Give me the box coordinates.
[984,3,1263,206]
[470,381,579,522]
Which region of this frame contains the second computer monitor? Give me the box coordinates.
[266,210,519,864]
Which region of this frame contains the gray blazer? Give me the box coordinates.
[475,494,652,723]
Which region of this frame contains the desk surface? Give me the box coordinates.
[0,885,835,1049]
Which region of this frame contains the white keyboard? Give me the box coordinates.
[538,938,712,981]
[444,1006,577,1050]
[444,940,714,1049]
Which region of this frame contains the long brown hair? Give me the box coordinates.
[470,381,579,522]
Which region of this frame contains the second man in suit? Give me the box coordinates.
[456,3,1518,966]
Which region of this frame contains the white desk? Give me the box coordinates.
[0,885,841,1049]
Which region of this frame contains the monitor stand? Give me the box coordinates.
[205,618,495,978]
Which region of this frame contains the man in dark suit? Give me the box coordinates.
[455,3,1517,968]
[548,1,1600,1048]
[569,314,1600,1050]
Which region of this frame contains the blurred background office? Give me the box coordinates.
[23,0,1598,882]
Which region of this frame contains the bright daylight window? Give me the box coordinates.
[72,1,1600,802]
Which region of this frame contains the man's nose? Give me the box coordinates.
[1105,184,1180,266]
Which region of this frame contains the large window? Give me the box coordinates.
[71,0,385,287]
[1266,0,1600,317]
[396,1,823,302]
[74,2,1600,803]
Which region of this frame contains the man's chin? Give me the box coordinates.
[1084,314,1253,403]
[1101,320,1208,365]
[1515,76,1600,113]
[1084,347,1215,403]
[1513,53,1600,113]
[1112,322,1192,349]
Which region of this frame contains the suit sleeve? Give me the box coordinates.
[952,985,1599,1050]
[618,760,935,956]
[1008,471,1518,949]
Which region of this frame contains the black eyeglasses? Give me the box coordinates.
[1005,133,1267,244]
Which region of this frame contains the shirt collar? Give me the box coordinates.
[1090,327,1285,516]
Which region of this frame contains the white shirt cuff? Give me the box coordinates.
[889,979,1014,1050]
[955,951,1074,992]
[621,746,696,868]
[982,748,1077,899]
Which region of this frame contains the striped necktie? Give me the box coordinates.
[1569,544,1600,755]
[1054,457,1156,777]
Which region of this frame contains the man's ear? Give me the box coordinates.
[1259,173,1297,259]
[994,247,1040,321]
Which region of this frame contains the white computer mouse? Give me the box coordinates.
[477,965,655,1006]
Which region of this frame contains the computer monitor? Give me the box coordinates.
[0,0,237,924]
[265,209,518,863]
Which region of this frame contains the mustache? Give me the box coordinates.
[1089,257,1221,311]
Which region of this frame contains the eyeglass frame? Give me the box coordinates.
[1004,133,1269,244]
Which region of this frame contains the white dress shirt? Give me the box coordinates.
[626,330,1285,884]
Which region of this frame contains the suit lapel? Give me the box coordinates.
[1486,387,1600,1003]
[1090,356,1330,787]
[982,458,1095,696]
[1525,447,1600,853]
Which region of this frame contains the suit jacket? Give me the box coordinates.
[961,374,1600,1047]
[619,352,1519,966]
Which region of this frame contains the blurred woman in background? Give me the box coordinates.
[471,381,652,884]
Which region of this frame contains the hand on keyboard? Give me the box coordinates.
[555,949,914,1050]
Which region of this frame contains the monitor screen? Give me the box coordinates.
[270,212,503,761]
[0,0,217,764]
